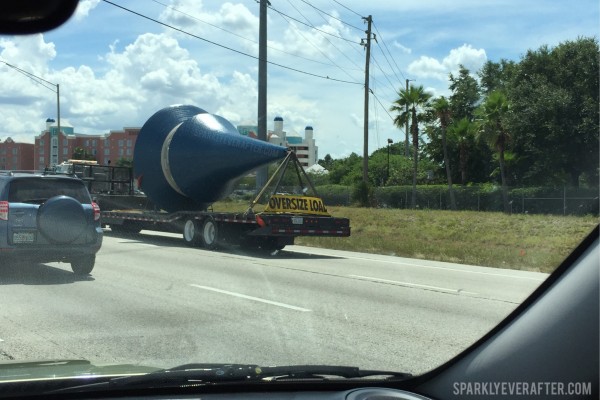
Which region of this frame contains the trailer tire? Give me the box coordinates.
[201,217,219,249]
[183,218,202,247]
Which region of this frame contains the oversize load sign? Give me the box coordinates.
[265,195,330,216]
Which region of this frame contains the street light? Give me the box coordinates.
[387,138,393,184]
[0,60,60,167]
[0,60,60,137]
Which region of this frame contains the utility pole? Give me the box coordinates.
[361,15,372,183]
[256,0,270,189]
[405,78,412,157]
[57,83,61,138]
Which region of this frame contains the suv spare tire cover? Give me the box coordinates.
[37,195,87,244]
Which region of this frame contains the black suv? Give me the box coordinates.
[0,172,103,275]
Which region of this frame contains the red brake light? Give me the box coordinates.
[0,201,8,221]
[92,202,101,221]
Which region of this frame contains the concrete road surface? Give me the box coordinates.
[0,230,548,374]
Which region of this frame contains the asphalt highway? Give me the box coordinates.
[0,230,548,375]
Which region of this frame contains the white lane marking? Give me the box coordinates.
[349,274,478,295]
[190,284,311,312]
[296,248,547,281]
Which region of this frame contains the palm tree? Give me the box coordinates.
[447,117,477,185]
[390,84,432,208]
[476,91,511,213]
[430,96,457,210]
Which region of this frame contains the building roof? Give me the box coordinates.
[305,163,328,174]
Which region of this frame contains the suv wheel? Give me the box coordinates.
[71,255,95,275]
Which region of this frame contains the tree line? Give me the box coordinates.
[317,37,599,212]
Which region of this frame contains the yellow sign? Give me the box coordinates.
[264,194,330,216]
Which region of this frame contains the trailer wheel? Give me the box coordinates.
[183,218,202,246]
[201,217,219,249]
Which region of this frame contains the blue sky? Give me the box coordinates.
[0,0,598,158]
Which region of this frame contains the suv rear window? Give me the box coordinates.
[7,178,91,204]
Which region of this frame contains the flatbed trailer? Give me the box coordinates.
[59,152,350,251]
[101,207,350,251]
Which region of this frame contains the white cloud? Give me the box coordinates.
[74,0,100,21]
[160,0,258,40]
[393,40,412,54]
[407,55,447,80]
[442,44,487,73]
[407,44,487,81]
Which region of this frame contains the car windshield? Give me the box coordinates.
[0,0,597,393]
[7,178,91,204]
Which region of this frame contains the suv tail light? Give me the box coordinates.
[92,202,101,221]
[0,201,8,221]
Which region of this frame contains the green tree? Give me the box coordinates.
[390,84,432,208]
[72,147,96,161]
[478,59,517,95]
[318,154,334,171]
[476,91,511,213]
[449,65,480,120]
[116,158,133,168]
[430,96,456,209]
[447,117,478,185]
[506,37,599,186]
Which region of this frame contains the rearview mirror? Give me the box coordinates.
[1,1,79,34]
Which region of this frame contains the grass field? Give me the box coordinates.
[213,201,598,273]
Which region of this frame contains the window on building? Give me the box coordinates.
[104,158,109,165]
[127,139,132,147]
[51,137,58,148]
[40,139,44,146]
[39,148,44,155]
[118,140,124,147]
[85,139,89,146]
[63,147,68,155]
[12,148,17,155]
[92,139,97,147]
[118,148,124,156]
[39,156,45,164]
[104,148,110,155]
[126,148,132,156]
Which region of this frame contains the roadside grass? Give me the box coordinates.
[212,201,598,273]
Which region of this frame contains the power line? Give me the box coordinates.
[330,0,364,19]
[293,0,365,62]
[0,60,57,92]
[372,21,407,82]
[268,5,358,43]
[101,0,362,85]
[370,55,399,95]
[273,9,361,84]
[149,0,360,70]
[370,88,395,123]
[298,0,363,31]
[280,0,364,80]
